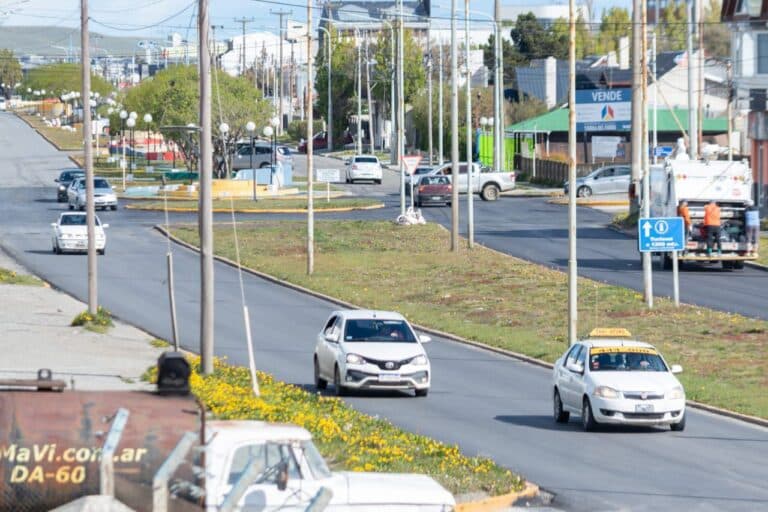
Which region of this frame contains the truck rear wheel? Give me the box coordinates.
[662,254,673,270]
[480,183,500,201]
[733,261,745,270]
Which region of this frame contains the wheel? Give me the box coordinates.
[333,366,347,396]
[553,389,570,423]
[722,261,733,270]
[415,388,429,397]
[480,184,500,201]
[78,202,85,211]
[314,358,327,390]
[581,397,598,432]
[446,202,451,207]
[110,205,117,211]
[260,162,271,168]
[670,414,686,431]
[375,179,382,185]
[52,244,59,254]
[577,186,592,198]
[415,199,421,207]
[98,248,105,255]
[733,261,744,270]
[68,203,74,211]
[663,254,673,270]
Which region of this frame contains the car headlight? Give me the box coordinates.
[59,185,66,191]
[411,355,428,366]
[345,354,364,364]
[594,386,621,399]
[667,386,685,400]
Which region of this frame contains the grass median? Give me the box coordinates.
[170,220,768,420]
[133,197,382,212]
[18,113,84,151]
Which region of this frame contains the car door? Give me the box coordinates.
[613,166,631,194]
[559,344,584,410]
[317,315,339,378]
[592,168,614,194]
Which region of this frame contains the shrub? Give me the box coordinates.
[71,306,114,333]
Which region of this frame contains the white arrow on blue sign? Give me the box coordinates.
[638,217,685,252]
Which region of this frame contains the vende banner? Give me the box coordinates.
[576,88,631,132]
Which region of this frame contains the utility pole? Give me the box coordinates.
[465,0,473,248]
[494,0,502,171]
[567,0,577,344]
[271,9,292,135]
[356,30,362,154]
[630,0,643,215]
[727,60,733,161]
[439,34,444,165]
[81,0,97,316]
[697,0,704,153]
[687,0,698,159]
[642,0,653,308]
[450,0,459,251]
[307,0,314,275]
[652,31,658,164]
[210,25,223,70]
[366,35,375,152]
[234,17,255,76]
[199,0,214,375]
[427,25,433,165]
[398,0,406,217]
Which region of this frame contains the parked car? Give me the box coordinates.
[414,175,452,207]
[51,212,108,255]
[298,131,354,153]
[564,165,631,197]
[54,169,85,202]
[313,309,432,397]
[345,155,383,184]
[0,97,6,111]
[67,177,118,211]
[552,328,686,432]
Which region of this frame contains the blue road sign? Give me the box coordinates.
[653,145,673,157]
[638,217,685,252]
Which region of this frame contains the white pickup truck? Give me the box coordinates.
[429,162,516,201]
[191,420,456,511]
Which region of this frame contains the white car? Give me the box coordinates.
[51,212,108,255]
[552,329,686,431]
[345,155,383,184]
[67,177,118,211]
[313,310,432,397]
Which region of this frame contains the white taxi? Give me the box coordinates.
[552,328,686,431]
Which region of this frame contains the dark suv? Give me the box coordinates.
[54,169,85,202]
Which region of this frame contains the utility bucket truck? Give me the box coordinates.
[648,159,758,270]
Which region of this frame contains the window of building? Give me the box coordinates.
[758,33,768,75]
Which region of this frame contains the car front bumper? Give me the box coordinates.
[591,396,686,426]
[342,363,430,390]
[56,238,106,252]
[94,197,118,207]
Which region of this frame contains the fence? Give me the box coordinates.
[514,155,606,185]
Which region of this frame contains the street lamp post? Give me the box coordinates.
[317,25,333,152]
[129,111,137,170]
[143,113,153,166]
[270,116,280,184]
[126,117,136,173]
[246,121,257,200]
[119,110,128,188]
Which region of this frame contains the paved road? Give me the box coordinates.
[2,112,768,511]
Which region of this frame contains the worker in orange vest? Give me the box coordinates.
[703,200,722,255]
[677,200,692,240]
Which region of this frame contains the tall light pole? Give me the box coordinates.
[465,0,474,248]
[143,113,153,166]
[426,25,433,165]
[317,25,333,152]
[129,111,137,170]
[687,0,698,159]
[397,0,406,216]
[119,109,127,190]
[568,0,578,344]
[642,0,653,308]
[450,0,459,251]
[365,36,375,153]
[81,0,97,315]
[271,8,292,135]
[306,0,314,276]
[246,121,256,199]
[355,29,363,154]
[199,0,215,375]
[438,34,444,165]
[494,0,503,171]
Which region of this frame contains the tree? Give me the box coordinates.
[596,8,631,55]
[481,33,520,87]
[549,16,593,59]
[372,29,426,119]
[315,31,357,147]
[659,0,688,51]
[22,63,112,98]
[0,49,22,97]
[113,65,271,172]
[702,0,730,58]
[511,13,551,60]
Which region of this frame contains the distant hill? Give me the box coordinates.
[0,26,152,59]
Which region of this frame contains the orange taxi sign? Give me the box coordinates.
[588,328,632,338]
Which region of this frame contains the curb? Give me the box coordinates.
[549,197,629,207]
[129,203,385,214]
[455,482,539,512]
[155,225,768,430]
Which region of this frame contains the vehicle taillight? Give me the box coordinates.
[418,186,425,192]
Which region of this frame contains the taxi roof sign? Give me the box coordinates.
[588,328,632,338]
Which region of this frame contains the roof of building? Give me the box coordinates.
[321,0,430,29]
[508,107,728,133]
[721,0,768,21]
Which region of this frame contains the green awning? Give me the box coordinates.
[507,107,727,134]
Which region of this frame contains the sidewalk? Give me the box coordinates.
[0,249,164,391]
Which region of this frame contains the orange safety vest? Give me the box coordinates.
[703,203,721,226]
[677,205,691,227]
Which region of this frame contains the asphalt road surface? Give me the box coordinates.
[1,112,767,511]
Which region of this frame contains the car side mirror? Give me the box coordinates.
[102,224,109,229]
[50,222,57,227]
[276,460,289,491]
[670,364,683,374]
[418,335,431,344]
[566,361,584,374]
[54,178,59,183]
[324,331,339,343]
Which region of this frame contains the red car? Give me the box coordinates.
[414,175,452,207]
[298,131,353,153]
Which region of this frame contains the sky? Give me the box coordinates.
[0,0,631,39]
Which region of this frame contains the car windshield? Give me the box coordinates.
[589,347,668,372]
[61,171,84,181]
[414,168,432,175]
[94,179,111,189]
[300,440,332,480]
[354,157,378,163]
[60,215,100,226]
[343,319,416,343]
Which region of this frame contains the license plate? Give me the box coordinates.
[432,196,442,200]
[635,403,654,413]
[379,374,401,382]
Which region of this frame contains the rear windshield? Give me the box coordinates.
[589,347,668,372]
[343,319,416,343]
[354,157,379,163]
[61,171,84,181]
[420,176,449,185]
[94,179,111,189]
[414,168,432,175]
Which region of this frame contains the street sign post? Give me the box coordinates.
[402,155,422,208]
[638,216,684,307]
[653,146,673,158]
[315,168,341,202]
